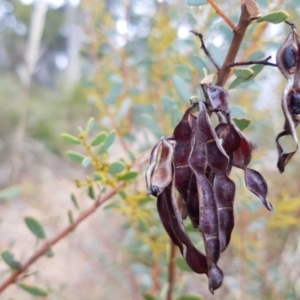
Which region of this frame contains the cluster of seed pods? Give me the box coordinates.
[276,29,300,172]
[146,85,273,293]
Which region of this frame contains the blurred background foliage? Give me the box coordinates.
[1,0,300,299]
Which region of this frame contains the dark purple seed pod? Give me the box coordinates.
[186,173,200,228]
[197,101,236,252]
[205,85,273,211]
[158,177,208,275]
[173,107,194,211]
[189,101,223,292]
[229,124,273,211]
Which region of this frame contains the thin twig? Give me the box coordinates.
[207,0,237,32]
[0,154,148,294]
[229,55,277,67]
[166,241,176,300]
[216,3,252,86]
[285,20,296,31]
[190,31,220,71]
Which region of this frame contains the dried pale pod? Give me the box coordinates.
[146,139,163,195]
[275,30,300,172]
[276,31,300,79]
[150,138,174,196]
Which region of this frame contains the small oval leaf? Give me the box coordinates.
[0,185,21,201]
[257,10,289,24]
[71,193,80,209]
[45,248,54,258]
[99,131,116,154]
[88,186,95,200]
[228,78,244,89]
[118,171,138,181]
[233,68,254,80]
[86,117,94,133]
[105,84,123,105]
[82,157,92,168]
[250,64,265,77]
[24,217,45,239]
[93,172,103,181]
[18,283,49,297]
[91,132,107,146]
[66,151,85,163]
[68,210,74,224]
[109,162,125,175]
[232,118,251,131]
[1,250,20,270]
[61,133,80,145]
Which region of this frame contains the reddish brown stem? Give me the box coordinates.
[0,155,148,294]
[207,0,237,32]
[216,4,251,86]
[166,241,176,300]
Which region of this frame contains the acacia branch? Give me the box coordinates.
[216,3,252,86]
[0,155,148,294]
[207,0,237,32]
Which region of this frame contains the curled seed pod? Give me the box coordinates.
[276,130,298,173]
[218,124,241,174]
[276,87,299,172]
[146,138,174,197]
[189,102,223,293]
[196,101,236,253]
[279,90,300,155]
[173,107,194,216]
[276,31,300,172]
[276,31,300,79]
[158,175,208,275]
[206,85,273,211]
[206,86,230,112]
[231,124,273,211]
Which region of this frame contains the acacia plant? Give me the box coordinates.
[146,0,300,296]
[1,0,300,299]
